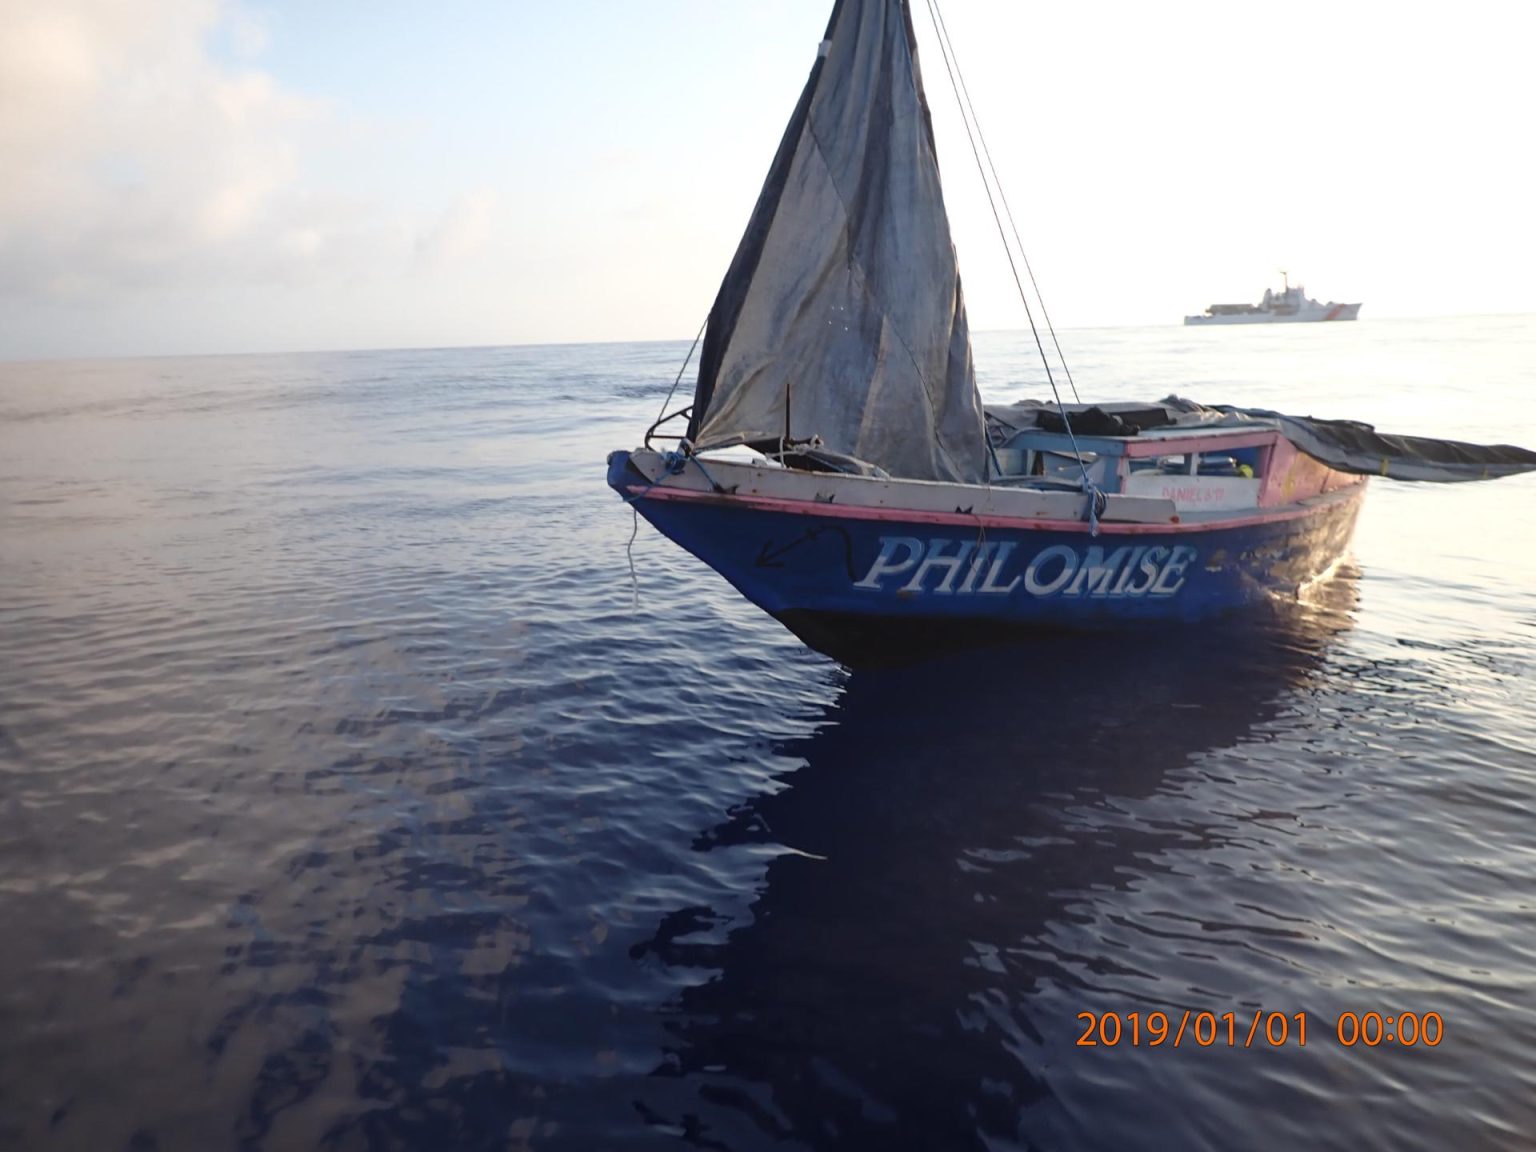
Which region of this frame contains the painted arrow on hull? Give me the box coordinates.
[754,526,857,580]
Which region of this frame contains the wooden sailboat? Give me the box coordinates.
[607,0,1536,665]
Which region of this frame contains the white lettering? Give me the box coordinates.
[958,543,993,594]
[1110,546,1149,595]
[854,536,924,589]
[1126,546,1169,596]
[1023,544,1078,596]
[1151,545,1198,595]
[1064,546,1133,598]
[902,539,976,594]
[850,536,1198,600]
[979,542,1022,594]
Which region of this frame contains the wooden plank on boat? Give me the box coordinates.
[628,449,1180,525]
[1124,473,1261,512]
[1099,494,1180,523]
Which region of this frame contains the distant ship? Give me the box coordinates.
[1185,274,1361,325]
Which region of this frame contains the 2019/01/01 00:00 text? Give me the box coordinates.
[1075,1011,1445,1049]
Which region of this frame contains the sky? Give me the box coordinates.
[2,0,1534,360]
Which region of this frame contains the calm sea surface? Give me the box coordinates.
[2,317,1534,1151]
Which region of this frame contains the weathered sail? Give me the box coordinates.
[686,0,987,484]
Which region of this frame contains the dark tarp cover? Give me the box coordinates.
[985,397,1536,483]
[1165,398,1536,482]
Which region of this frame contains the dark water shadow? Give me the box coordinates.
[626,575,1361,1150]
[198,576,1359,1152]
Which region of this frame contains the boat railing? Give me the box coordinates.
[643,404,693,450]
[993,426,1280,497]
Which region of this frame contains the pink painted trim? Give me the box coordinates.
[1119,430,1279,457]
[625,480,1366,535]
[1260,438,1302,507]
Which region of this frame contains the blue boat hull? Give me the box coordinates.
[608,451,1364,663]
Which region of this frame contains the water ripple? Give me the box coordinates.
[2,324,1535,1150]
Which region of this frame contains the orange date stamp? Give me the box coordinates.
[1076,1010,1444,1049]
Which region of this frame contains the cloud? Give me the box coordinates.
[413,188,498,272]
[0,0,354,301]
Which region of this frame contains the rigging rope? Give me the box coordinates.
[655,315,709,427]
[630,323,709,612]
[922,0,1101,532]
[926,0,1080,406]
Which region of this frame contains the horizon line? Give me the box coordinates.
[3,309,1533,367]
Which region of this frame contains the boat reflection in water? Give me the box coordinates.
[629,571,1364,1150]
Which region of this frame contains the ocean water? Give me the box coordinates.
[1,316,1534,1151]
